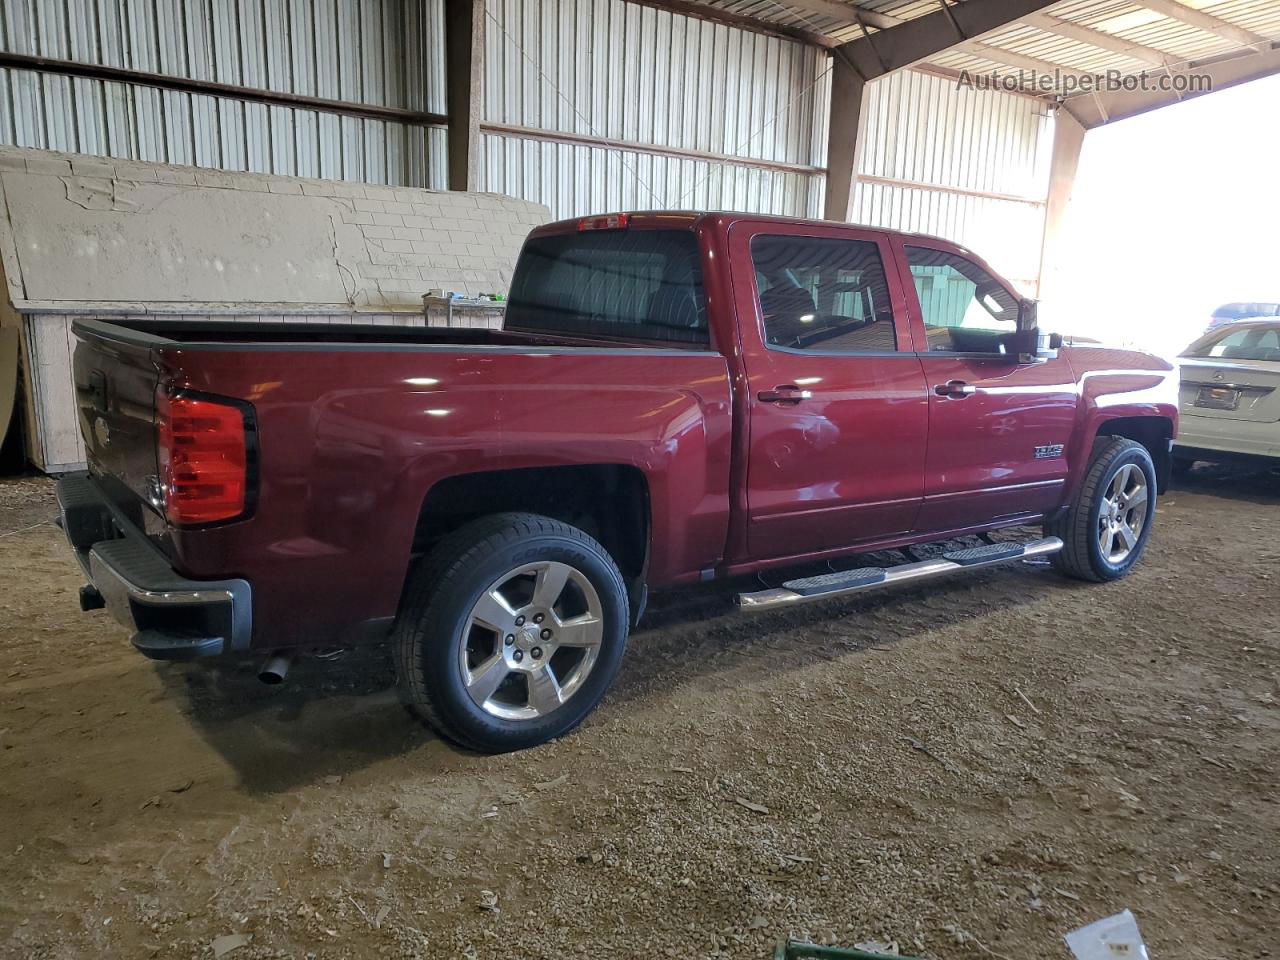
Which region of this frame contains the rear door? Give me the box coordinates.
[891,238,1078,532]
[729,221,929,561]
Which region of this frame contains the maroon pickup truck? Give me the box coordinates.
[58,211,1178,752]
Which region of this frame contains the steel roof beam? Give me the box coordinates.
[1136,0,1270,51]
[833,0,1063,79]
[1061,43,1280,127]
[954,41,1093,79]
[625,0,836,46]
[771,0,903,32]
[1021,12,1175,66]
[824,0,1061,222]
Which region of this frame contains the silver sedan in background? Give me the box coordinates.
[1174,321,1280,475]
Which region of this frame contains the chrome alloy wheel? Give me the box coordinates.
[1097,462,1149,564]
[458,561,604,721]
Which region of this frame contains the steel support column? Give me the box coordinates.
[823,56,866,222]
[1036,108,1086,303]
[445,0,485,192]
[823,0,1060,222]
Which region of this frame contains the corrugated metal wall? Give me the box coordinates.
[852,70,1055,293]
[0,0,1055,285]
[480,0,830,220]
[0,0,448,186]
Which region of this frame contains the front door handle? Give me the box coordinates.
[758,385,812,403]
[934,380,977,399]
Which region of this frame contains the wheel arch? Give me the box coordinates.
[1094,415,1174,492]
[408,463,651,599]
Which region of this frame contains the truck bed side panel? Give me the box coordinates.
[160,345,733,649]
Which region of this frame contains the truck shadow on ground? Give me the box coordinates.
[1170,462,1280,506]
[154,532,1064,793]
[155,647,431,793]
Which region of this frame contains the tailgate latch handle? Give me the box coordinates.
[87,370,109,413]
[758,385,812,404]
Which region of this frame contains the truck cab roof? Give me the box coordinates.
[530,210,973,256]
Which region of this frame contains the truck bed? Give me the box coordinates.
[82,317,711,351]
[70,315,735,652]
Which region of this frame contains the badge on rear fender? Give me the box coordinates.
[1034,443,1064,459]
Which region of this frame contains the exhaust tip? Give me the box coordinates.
[257,653,292,685]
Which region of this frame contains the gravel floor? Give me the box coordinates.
[0,467,1277,960]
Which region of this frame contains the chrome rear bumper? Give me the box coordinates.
[56,474,251,660]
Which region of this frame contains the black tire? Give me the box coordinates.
[1048,437,1157,583]
[394,512,629,753]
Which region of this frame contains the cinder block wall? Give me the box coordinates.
[0,147,550,311]
[0,147,553,471]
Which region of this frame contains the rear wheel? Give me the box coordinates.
[1049,437,1157,582]
[394,513,629,753]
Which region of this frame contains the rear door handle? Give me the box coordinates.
[758,385,812,403]
[934,380,977,398]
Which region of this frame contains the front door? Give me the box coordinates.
[731,222,929,562]
[890,237,1078,533]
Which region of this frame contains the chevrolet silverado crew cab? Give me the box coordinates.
[58,211,1178,752]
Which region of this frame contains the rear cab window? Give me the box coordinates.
[504,229,709,346]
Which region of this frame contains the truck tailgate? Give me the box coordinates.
[71,323,161,517]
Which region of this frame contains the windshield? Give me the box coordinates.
[1184,323,1280,362]
[505,229,708,345]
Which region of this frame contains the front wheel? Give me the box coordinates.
[1049,437,1157,582]
[394,513,629,753]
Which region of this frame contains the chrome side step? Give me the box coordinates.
[736,536,1063,612]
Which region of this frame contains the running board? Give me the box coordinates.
[736,537,1063,612]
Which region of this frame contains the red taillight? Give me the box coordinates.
[156,391,250,525]
[577,213,630,231]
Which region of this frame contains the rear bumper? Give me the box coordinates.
[1176,415,1280,460]
[56,474,252,660]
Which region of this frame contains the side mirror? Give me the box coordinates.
[1011,328,1062,363]
[1013,298,1061,361]
[1016,297,1039,331]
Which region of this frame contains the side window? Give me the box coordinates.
[905,246,1018,354]
[750,235,897,353]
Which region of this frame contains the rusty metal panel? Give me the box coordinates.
[482,0,829,218]
[0,0,446,186]
[853,71,1055,293]
[859,69,1054,201]
[479,130,823,221]
[852,179,1048,294]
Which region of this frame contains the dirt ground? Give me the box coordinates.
[0,468,1277,960]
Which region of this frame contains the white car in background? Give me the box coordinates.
[1174,320,1280,475]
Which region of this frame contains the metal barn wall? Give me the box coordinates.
[0,0,448,187]
[481,0,830,220]
[852,70,1055,294]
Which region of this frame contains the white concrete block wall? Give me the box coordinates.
[0,146,551,471]
[0,146,549,310]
